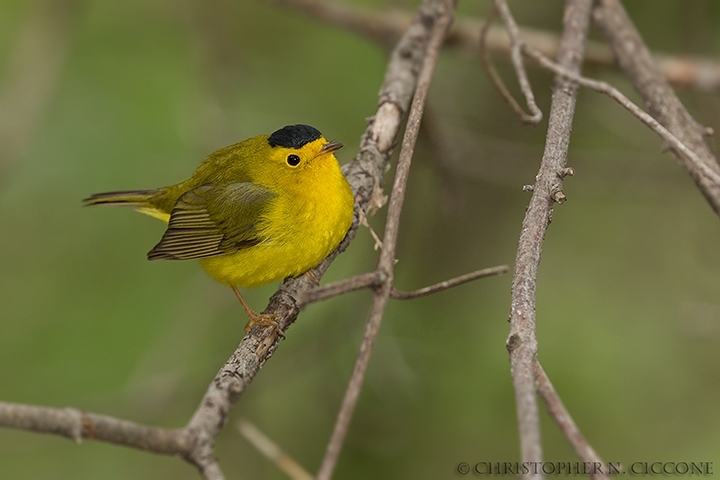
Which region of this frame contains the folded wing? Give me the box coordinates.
[147,182,276,260]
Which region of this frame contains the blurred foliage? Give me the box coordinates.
[1,0,719,478]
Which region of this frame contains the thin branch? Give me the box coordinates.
[316,1,455,479]
[295,271,383,307]
[0,402,193,455]
[479,8,540,124]
[519,42,720,189]
[237,419,313,480]
[489,0,542,124]
[390,265,508,300]
[592,0,720,217]
[502,0,594,476]
[533,362,610,480]
[274,0,720,93]
[296,265,508,306]
[358,208,384,250]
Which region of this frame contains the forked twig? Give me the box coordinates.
[520,43,720,188]
[478,8,540,124]
[487,0,542,125]
[592,0,720,217]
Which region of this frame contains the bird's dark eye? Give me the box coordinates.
[286,154,301,166]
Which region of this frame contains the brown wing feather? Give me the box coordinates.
[147,183,276,260]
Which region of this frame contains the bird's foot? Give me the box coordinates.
[243,311,284,339]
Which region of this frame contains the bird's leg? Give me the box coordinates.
[232,287,283,338]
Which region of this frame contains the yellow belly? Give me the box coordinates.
[199,239,333,288]
[198,176,353,288]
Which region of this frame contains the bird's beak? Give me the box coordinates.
[319,141,343,155]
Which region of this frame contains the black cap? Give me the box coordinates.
[268,124,323,149]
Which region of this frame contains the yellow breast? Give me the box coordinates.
[198,163,354,288]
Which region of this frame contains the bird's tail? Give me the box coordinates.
[82,189,170,222]
[82,189,161,208]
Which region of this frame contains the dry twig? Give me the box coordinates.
[296,265,508,306]
[534,362,610,480]
[498,0,594,476]
[390,265,508,300]
[485,0,542,124]
[520,43,720,190]
[0,402,194,456]
[478,8,540,124]
[592,0,720,217]
[273,0,720,93]
[317,1,456,478]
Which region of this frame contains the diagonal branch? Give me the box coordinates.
[487,0,542,124]
[592,0,720,217]
[534,362,610,480]
[316,1,456,478]
[501,0,594,476]
[478,8,539,124]
[518,43,720,190]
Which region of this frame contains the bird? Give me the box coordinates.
[83,124,355,333]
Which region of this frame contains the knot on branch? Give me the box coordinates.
[550,167,574,204]
[559,167,575,178]
[375,268,391,287]
[64,408,84,443]
[506,333,521,353]
[551,188,567,204]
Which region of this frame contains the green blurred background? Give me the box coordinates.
[1,0,719,478]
